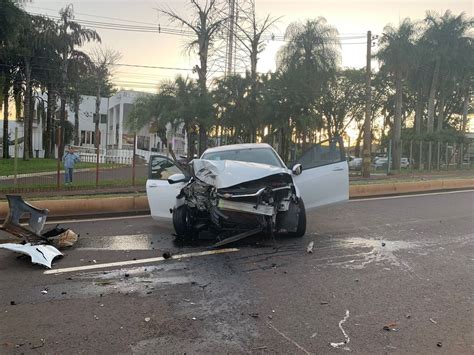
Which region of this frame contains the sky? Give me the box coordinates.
[23,0,473,93]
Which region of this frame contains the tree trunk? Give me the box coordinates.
[50,89,57,159]
[59,96,67,158]
[74,92,80,145]
[392,72,402,171]
[44,85,52,158]
[23,58,31,160]
[427,58,440,134]
[95,85,100,149]
[436,90,445,132]
[198,124,207,156]
[28,89,34,158]
[354,127,363,157]
[414,87,423,135]
[2,79,9,159]
[461,87,469,133]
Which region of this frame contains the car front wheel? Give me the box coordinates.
[290,198,306,238]
[172,205,193,239]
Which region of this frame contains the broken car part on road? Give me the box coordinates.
[0,195,78,268]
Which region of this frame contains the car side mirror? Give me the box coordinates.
[168,173,188,184]
[292,163,303,175]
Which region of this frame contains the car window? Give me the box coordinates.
[148,155,182,180]
[296,137,345,169]
[202,148,284,168]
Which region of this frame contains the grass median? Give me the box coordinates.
[0,158,118,177]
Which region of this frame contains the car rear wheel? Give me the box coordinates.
[290,198,306,237]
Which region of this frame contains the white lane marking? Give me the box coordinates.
[45,214,151,225]
[44,248,239,275]
[350,189,474,202]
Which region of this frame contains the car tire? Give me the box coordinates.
[172,205,192,239]
[290,198,306,238]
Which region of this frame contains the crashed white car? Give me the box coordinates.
[146,138,349,245]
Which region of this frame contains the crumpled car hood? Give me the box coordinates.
[192,159,290,189]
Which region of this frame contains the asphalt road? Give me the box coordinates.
[0,190,473,354]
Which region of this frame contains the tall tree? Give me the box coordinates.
[277,18,340,150]
[423,10,473,133]
[55,4,100,157]
[88,47,121,150]
[376,18,416,170]
[160,0,227,155]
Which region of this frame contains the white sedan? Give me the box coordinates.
[146,138,349,244]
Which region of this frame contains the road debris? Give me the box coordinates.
[429,318,438,324]
[10,301,15,305]
[162,252,172,259]
[330,310,351,351]
[249,313,260,318]
[30,339,45,350]
[437,342,442,347]
[383,322,399,331]
[307,241,314,253]
[0,195,79,268]
[320,301,329,305]
[144,317,151,322]
[41,289,48,294]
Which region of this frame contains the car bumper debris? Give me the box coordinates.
[0,195,79,268]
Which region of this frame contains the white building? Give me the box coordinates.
[1,90,187,161]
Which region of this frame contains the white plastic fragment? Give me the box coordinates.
[330,310,351,351]
[307,241,314,253]
[0,243,63,268]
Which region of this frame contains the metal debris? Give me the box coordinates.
[429,318,438,324]
[0,195,79,268]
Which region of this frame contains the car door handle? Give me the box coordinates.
[148,183,158,188]
[332,167,344,171]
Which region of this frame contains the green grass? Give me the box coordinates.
[0,177,147,193]
[0,158,116,177]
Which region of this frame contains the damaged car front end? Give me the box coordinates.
[171,159,306,245]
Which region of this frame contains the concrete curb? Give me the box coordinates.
[349,178,474,197]
[0,178,472,219]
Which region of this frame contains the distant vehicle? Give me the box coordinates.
[348,156,362,170]
[373,157,410,169]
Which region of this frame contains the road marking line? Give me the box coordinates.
[44,248,239,275]
[350,189,474,202]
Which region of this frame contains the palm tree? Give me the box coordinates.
[160,0,227,155]
[376,18,416,170]
[55,4,100,157]
[277,18,341,149]
[423,10,473,133]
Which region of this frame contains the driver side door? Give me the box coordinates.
[292,137,349,210]
[146,155,186,221]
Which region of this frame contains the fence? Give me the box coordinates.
[0,147,179,194]
[367,139,473,174]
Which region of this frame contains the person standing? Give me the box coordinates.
[63,146,80,185]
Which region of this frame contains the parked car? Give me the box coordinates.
[146,138,349,244]
[373,157,410,169]
[348,156,362,170]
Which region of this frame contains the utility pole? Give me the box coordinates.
[362,30,372,178]
[226,0,236,76]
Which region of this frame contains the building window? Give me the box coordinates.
[93,113,107,124]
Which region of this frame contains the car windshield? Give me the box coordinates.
[202,148,284,168]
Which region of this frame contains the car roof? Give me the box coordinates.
[202,143,273,155]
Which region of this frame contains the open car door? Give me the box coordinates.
[292,137,349,210]
[146,155,186,221]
